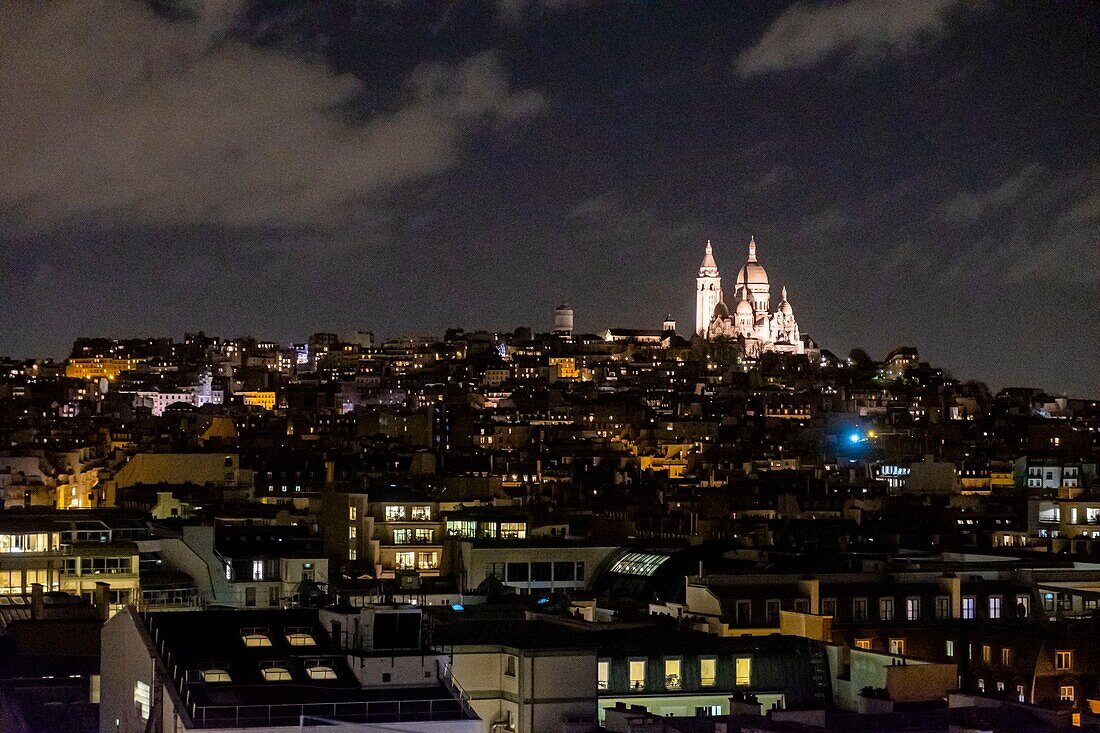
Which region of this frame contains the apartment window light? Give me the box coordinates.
[735,657,751,686]
[261,665,292,682]
[1055,650,1073,671]
[597,659,610,690]
[664,658,682,690]
[700,657,717,687]
[306,665,337,680]
[201,669,232,683]
[629,659,646,690]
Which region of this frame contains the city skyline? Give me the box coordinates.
[2,0,1098,397]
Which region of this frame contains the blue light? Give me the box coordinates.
[537,597,550,605]
[849,432,861,443]
[451,604,464,611]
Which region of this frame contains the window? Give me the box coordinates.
[261,666,292,681]
[506,563,528,582]
[286,632,315,646]
[794,598,810,614]
[447,520,477,538]
[531,562,551,582]
[700,657,717,687]
[348,547,357,560]
[735,657,751,686]
[1043,592,1055,612]
[988,596,1002,619]
[242,633,271,647]
[981,645,991,664]
[500,522,526,539]
[348,525,357,540]
[962,596,975,619]
[879,598,894,621]
[609,552,670,576]
[766,599,781,624]
[553,562,575,582]
[1060,685,1075,702]
[410,505,431,521]
[1015,594,1030,618]
[385,506,406,521]
[945,640,954,657]
[665,659,682,689]
[905,597,920,621]
[245,586,256,607]
[348,505,357,521]
[225,564,232,581]
[736,600,752,624]
[417,552,439,570]
[1001,648,1011,666]
[202,669,232,682]
[822,598,837,617]
[575,562,586,581]
[504,655,517,677]
[597,659,610,690]
[629,659,646,690]
[306,665,337,680]
[268,585,279,607]
[696,706,722,717]
[996,681,1005,692]
[977,678,985,692]
[414,528,434,543]
[252,560,264,581]
[393,528,412,543]
[889,638,905,656]
[855,639,872,650]
[1056,650,1073,671]
[1017,684,1026,703]
[853,598,868,621]
[395,552,415,570]
[134,681,151,720]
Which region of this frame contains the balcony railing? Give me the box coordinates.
[192,699,466,728]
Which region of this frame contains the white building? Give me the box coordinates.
[695,237,805,357]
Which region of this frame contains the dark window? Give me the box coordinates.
[531,562,551,582]
[506,563,529,582]
[553,562,575,581]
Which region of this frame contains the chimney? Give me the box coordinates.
[93,582,111,622]
[31,583,44,620]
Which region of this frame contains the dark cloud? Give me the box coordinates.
[0,1,543,229]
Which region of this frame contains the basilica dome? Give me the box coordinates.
[734,236,769,292]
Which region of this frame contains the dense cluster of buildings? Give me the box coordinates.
[0,266,1097,731]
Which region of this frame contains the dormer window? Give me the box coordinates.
[306,665,337,680]
[261,666,292,681]
[241,631,272,647]
[202,669,232,683]
[286,631,316,646]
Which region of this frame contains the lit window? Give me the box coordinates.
[855,639,872,650]
[597,659,609,690]
[385,506,406,521]
[252,560,264,581]
[629,659,646,690]
[417,552,439,570]
[261,666,292,682]
[978,678,985,692]
[988,596,1002,619]
[202,669,232,683]
[879,598,894,621]
[1001,648,1011,666]
[306,665,337,680]
[945,640,954,657]
[700,657,716,686]
[609,552,671,576]
[242,633,272,647]
[906,597,920,621]
[1017,684,1026,703]
[395,552,415,570]
[348,505,357,521]
[1060,685,1075,702]
[735,657,751,686]
[348,525,357,540]
[411,505,431,521]
[134,680,151,720]
[665,659,682,689]
[962,596,975,619]
[889,638,906,656]
[286,632,316,646]
[982,645,991,664]
[1056,650,1073,671]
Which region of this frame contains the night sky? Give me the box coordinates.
[2,1,1097,396]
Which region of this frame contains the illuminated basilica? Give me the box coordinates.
[695,237,805,357]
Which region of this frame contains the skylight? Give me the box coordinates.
[609,552,671,576]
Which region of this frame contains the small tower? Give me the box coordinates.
[552,303,574,336]
[663,315,676,333]
[695,240,722,336]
